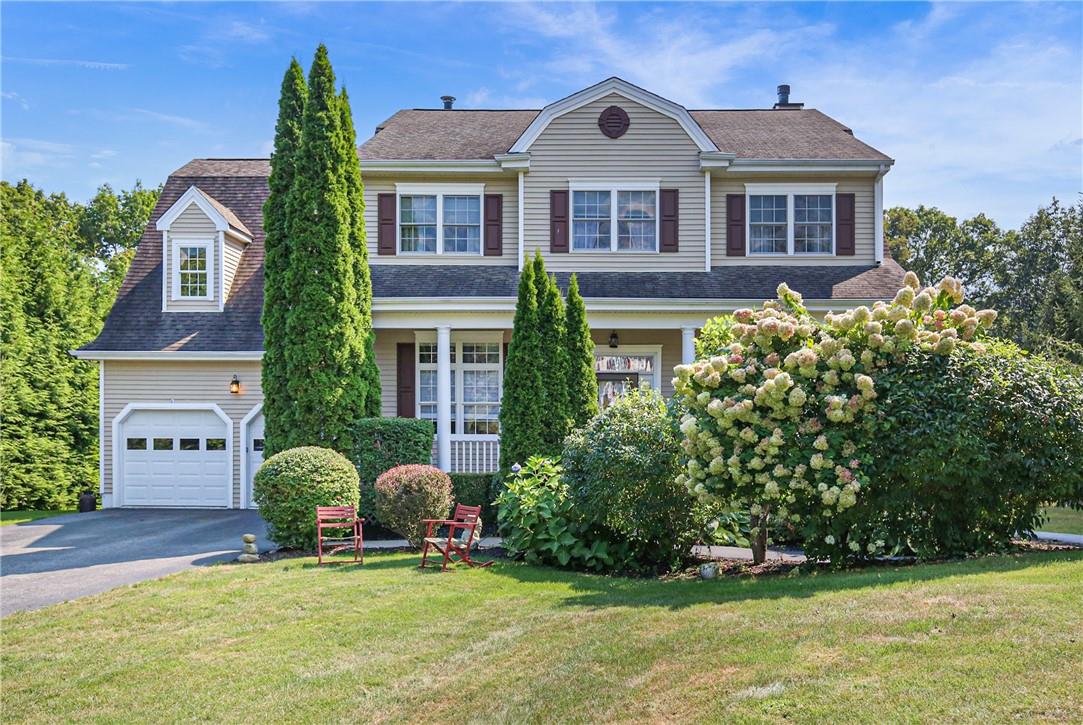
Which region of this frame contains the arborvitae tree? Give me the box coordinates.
[499,261,546,471]
[531,252,569,454]
[261,58,306,457]
[281,45,369,454]
[338,87,381,417]
[564,273,599,429]
[1,181,100,508]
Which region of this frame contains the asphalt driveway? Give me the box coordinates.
[0,509,270,616]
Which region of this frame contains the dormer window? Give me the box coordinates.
[171,240,214,300]
[396,183,484,255]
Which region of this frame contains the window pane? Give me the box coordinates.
[418,343,455,364]
[207,438,227,451]
[573,190,610,219]
[153,438,174,451]
[442,195,480,225]
[461,343,499,364]
[749,195,788,254]
[443,224,481,253]
[573,191,611,250]
[463,370,499,403]
[750,224,787,254]
[573,221,611,250]
[794,195,833,254]
[617,220,656,250]
[749,195,787,223]
[179,438,200,451]
[400,195,436,224]
[126,437,147,450]
[400,224,436,253]
[463,404,500,435]
[400,195,437,252]
[617,190,655,219]
[178,246,208,297]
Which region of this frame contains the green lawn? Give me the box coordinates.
[1039,506,1083,536]
[3,552,1082,723]
[0,509,74,526]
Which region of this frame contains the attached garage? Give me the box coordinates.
[116,406,232,508]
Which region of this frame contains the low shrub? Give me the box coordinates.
[374,464,453,548]
[353,418,434,524]
[496,457,619,570]
[253,446,359,549]
[448,472,493,509]
[562,389,722,571]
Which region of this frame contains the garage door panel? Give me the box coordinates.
[120,409,230,508]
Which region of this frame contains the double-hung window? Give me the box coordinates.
[416,336,502,438]
[171,240,214,300]
[397,184,484,255]
[571,182,659,252]
[745,184,837,256]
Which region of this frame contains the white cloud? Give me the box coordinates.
[128,108,209,131]
[1,56,128,70]
[1,138,77,174]
[2,91,30,110]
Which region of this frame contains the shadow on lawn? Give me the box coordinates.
[483,549,1083,610]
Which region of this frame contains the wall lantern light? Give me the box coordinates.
[229,375,241,395]
[608,331,620,348]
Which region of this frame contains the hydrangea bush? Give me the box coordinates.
[673,272,998,563]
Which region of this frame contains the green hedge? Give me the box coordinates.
[448,473,494,509]
[352,418,434,523]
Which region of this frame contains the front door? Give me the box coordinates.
[598,372,639,410]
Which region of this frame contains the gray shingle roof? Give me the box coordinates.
[81,159,905,354]
[193,186,253,237]
[358,108,889,162]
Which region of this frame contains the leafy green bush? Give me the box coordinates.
[855,340,1083,558]
[352,418,434,524]
[562,389,724,571]
[253,446,359,549]
[496,457,619,570]
[374,464,453,548]
[449,472,493,509]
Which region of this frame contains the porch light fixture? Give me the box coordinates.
[229,375,241,395]
[608,331,620,348]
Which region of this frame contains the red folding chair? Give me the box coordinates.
[419,504,493,571]
[316,506,363,565]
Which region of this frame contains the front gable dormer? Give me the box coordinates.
[156,186,252,312]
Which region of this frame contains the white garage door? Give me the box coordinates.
[121,409,230,507]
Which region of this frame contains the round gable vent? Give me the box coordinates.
[598,105,630,139]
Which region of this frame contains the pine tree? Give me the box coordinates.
[338,87,381,417]
[532,252,569,454]
[262,58,306,457]
[564,273,599,429]
[498,261,546,471]
[281,45,369,454]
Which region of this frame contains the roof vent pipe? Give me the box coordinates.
[777,84,790,105]
[441,95,455,110]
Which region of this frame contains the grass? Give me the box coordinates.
[1039,506,1083,535]
[3,551,1082,723]
[0,509,74,526]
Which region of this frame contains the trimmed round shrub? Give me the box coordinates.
[374,464,453,548]
[562,388,710,571]
[253,446,359,549]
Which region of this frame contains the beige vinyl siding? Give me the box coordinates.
[222,237,246,302]
[373,329,415,418]
[710,174,877,265]
[166,204,220,311]
[101,361,262,507]
[363,174,519,265]
[524,93,706,272]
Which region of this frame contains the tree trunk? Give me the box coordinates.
[749,510,769,565]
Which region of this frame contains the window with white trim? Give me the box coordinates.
[416,339,502,437]
[746,184,836,256]
[397,184,484,255]
[571,182,659,252]
[171,240,214,300]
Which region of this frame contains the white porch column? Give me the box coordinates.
[681,326,697,364]
[436,325,452,472]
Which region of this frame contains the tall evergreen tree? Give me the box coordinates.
[281,45,369,454]
[532,252,569,454]
[338,87,381,417]
[261,58,306,457]
[564,273,599,429]
[499,261,546,471]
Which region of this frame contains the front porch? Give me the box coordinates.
[374,326,699,474]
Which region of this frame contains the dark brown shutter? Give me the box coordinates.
[396,343,415,417]
[550,190,569,253]
[660,188,679,253]
[836,193,856,256]
[484,194,503,256]
[726,194,746,256]
[377,193,396,255]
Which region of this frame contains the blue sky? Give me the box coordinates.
[2,1,1080,228]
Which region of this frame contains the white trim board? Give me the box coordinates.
[155,186,252,243]
[510,77,718,154]
[239,403,263,510]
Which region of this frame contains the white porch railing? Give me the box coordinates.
[430,438,500,473]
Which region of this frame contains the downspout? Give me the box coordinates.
[874,164,888,265]
[704,171,712,272]
[517,170,525,271]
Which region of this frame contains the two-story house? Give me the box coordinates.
[75,77,904,509]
